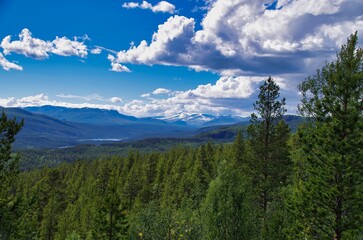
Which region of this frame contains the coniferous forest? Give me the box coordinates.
[0,33,362,240]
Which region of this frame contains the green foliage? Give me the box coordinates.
[0,111,23,240]
[290,32,363,240]
[2,33,361,240]
[202,160,253,240]
[247,77,291,239]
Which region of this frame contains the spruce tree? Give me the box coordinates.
[247,77,291,238]
[290,32,363,240]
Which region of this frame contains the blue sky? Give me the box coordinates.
[0,0,362,117]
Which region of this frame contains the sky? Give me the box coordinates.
[0,0,362,117]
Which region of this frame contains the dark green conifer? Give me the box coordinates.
[290,32,363,240]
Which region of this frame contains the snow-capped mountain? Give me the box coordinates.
[155,112,250,126]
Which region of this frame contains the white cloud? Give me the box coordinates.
[0,73,292,117]
[122,75,274,117]
[51,37,87,57]
[111,97,123,103]
[108,54,131,72]
[90,47,102,54]
[57,93,123,103]
[0,53,23,71]
[110,15,195,68]
[56,93,105,101]
[141,93,151,98]
[0,94,122,111]
[185,76,264,98]
[1,28,88,60]
[110,62,131,72]
[110,0,363,78]
[152,88,171,95]
[140,88,172,98]
[122,1,175,14]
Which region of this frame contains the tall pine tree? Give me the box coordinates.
[290,32,363,240]
[247,77,291,239]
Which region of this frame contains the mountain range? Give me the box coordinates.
[154,112,249,126]
[1,106,304,149]
[24,106,249,127]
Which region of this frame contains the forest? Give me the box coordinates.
[0,34,362,240]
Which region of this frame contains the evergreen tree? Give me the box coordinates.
[202,160,252,240]
[233,131,245,164]
[95,168,129,240]
[290,32,363,240]
[0,111,23,239]
[247,77,291,238]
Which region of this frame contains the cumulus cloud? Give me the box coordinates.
[0,53,23,71]
[51,36,87,57]
[122,1,175,14]
[1,28,88,60]
[110,15,195,68]
[108,54,131,72]
[0,74,294,118]
[125,75,274,117]
[110,0,363,77]
[0,76,259,117]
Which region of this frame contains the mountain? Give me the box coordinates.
[2,105,305,149]
[155,112,249,126]
[2,107,194,149]
[24,105,167,125]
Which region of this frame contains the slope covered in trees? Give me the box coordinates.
[0,33,362,239]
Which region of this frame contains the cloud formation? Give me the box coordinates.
[90,47,102,54]
[152,88,172,95]
[0,75,264,117]
[1,29,88,60]
[110,0,363,77]
[122,1,175,14]
[0,53,23,71]
[108,54,131,72]
[56,93,105,102]
[0,94,122,111]
[111,97,123,103]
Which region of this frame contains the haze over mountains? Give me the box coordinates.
[2,107,192,149]
[2,105,303,149]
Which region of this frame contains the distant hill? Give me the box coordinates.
[1,105,305,149]
[25,106,250,127]
[2,107,194,149]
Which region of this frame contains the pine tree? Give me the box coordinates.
[0,111,23,239]
[247,77,291,238]
[290,32,363,240]
[233,131,245,163]
[95,168,129,240]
